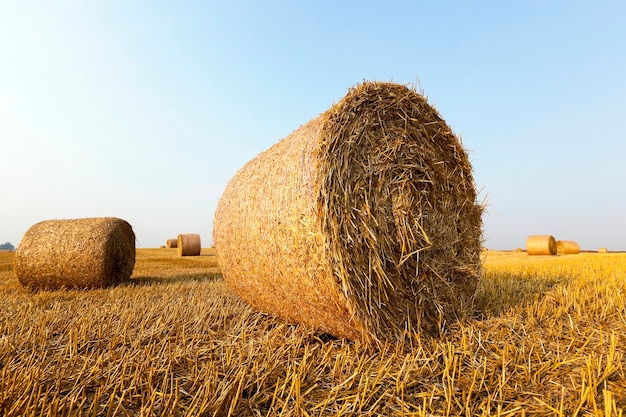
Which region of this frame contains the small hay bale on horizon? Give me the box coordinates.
[556,240,580,255]
[178,234,201,256]
[526,235,557,256]
[14,217,136,290]
[214,81,483,344]
[166,238,178,249]
[598,247,608,253]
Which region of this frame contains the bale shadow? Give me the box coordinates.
[130,272,223,286]
[471,271,571,320]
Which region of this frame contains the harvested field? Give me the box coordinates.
[1,249,625,416]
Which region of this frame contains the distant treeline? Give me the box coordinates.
[0,242,15,251]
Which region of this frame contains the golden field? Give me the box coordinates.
[0,249,625,416]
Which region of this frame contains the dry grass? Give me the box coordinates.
[1,249,625,416]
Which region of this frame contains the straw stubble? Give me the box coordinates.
[214,81,483,344]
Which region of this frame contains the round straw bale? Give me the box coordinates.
[214,81,483,343]
[14,217,135,290]
[166,238,178,249]
[526,235,557,256]
[556,240,580,255]
[177,234,201,256]
[598,247,608,253]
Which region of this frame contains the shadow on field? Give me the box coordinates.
[471,272,570,319]
[130,272,224,286]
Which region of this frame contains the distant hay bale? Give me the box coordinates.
[214,81,483,344]
[513,248,524,253]
[526,235,557,256]
[14,217,135,290]
[166,238,178,249]
[598,247,608,253]
[556,240,580,255]
[177,234,201,256]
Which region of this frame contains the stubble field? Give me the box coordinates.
[0,248,625,416]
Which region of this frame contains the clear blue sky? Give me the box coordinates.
[1,1,625,250]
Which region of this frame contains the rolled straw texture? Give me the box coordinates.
[526,235,557,256]
[166,238,178,248]
[15,217,135,289]
[214,81,483,344]
[178,234,201,256]
[556,240,580,255]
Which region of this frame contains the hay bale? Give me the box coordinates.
[14,217,135,290]
[526,235,557,256]
[177,234,201,256]
[598,247,608,253]
[556,240,580,255]
[214,81,483,343]
[166,238,178,249]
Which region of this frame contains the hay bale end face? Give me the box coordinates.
[166,238,178,248]
[14,217,136,290]
[556,240,580,255]
[214,81,483,344]
[178,234,201,256]
[526,235,557,256]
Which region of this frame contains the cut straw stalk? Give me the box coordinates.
[214,81,483,344]
[14,217,136,289]
[526,235,557,256]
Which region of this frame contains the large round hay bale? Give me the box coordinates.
[15,217,135,290]
[177,234,201,256]
[526,235,557,256]
[214,81,483,343]
[166,238,178,249]
[556,240,580,255]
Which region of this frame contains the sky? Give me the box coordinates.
[1,1,625,251]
